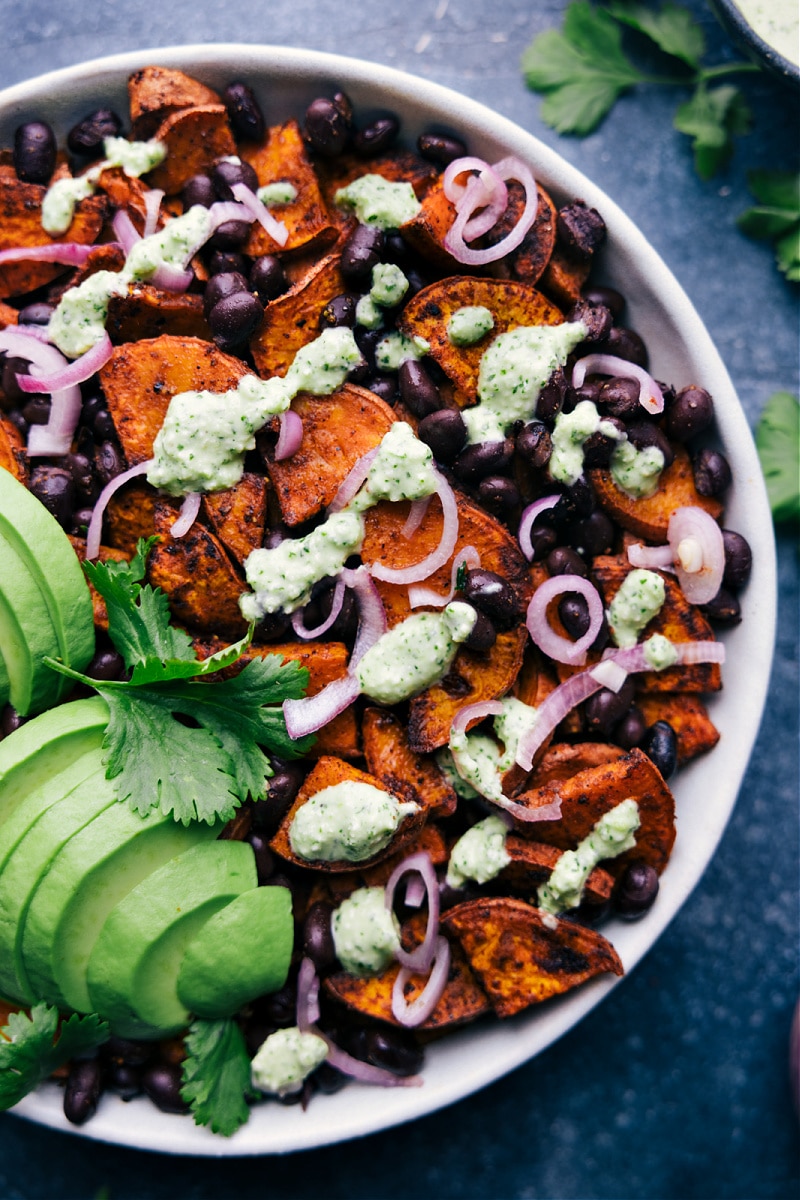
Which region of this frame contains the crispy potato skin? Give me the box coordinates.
[589,445,723,542]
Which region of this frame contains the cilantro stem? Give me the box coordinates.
[699,62,762,81]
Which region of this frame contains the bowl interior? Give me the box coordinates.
[3,43,777,1156]
[709,0,800,87]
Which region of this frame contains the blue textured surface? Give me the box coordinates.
[0,2,797,1196]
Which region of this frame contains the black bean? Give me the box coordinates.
[417,131,468,165]
[107,1062,143,1101]
[582,427,621,469]
[312,1062,348,1095]
[2,357,43,406]
[564,380,601,411]
[63,1057,105,1126]
[558,593,591,639]
[701,586,741,626]
[365,1027,424,1076]
[560,476,596,520]
[535,372,567,422]
[224,81,266,141]
[722,530,752,590]
[598,376,641,421]
[65,449,98,499]
[212,158,259,202]
[603,326,648,368]
[319,293,357,329]
[545,546,589,578]
[353,325,383,373]
[582,285,625,321]
[247,831,276,884]
[208,291,264,350]
[567,299,613,344]
[614,860,659,918]
[478,475,521,518]
[557,201,605,258]
[85,647,126,682]
[14,121,56,184]
[452,438,515,485]
[94,440,125,487]
[208,219,252,250]
[255,981,297,1028]
[244,1019,277,1057]
[104,1036,152,1066]
[18,301,54,325]
[526,521,559,562]
[462,568,520,629]
[254,610,292,642]
[92,409,117,441]
[71,507,94,537]
[203,270,249,317]
[462,608,497,652]
[693,447,731,496]
[6,411,26,437]
[67,108,123,156]
[625,420,674,468]
[80,394,106,429]
[383,232,412,268]
[22,396,52,426]
[567,509,614,557]
[250,255,288,304]
[364,375,397,405]
[29,466,74,529]
[417,408,467,464]
[303,902,338,974]
[584,679,636,737]
[0,704,24,739]
[208,250,248,276]
[640,720,678,779]
[141,1063,189,1114]
[353,116,400,157]
[516,422,552,469]
[666,385,714,442]
[182,173,216,209]
[340,224,385,285]
[251,767,304,836]
[304,97,349,156]
[614,705,647,749]
[397,360,440,418]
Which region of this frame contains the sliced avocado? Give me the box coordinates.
[0,467,95,703]
[0,643,9,711]
[0,765,116,1004]
[87,840,257,1038]
[0,697,108,831]
[0,528,64,716]
[177,886,293,1019]
[24,801,224,1013]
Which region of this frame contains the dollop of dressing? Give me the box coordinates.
[374,331,430,371]
[351,420,438,510]
[642,633,679,671]
[288,781,418,863]
[537,799,640,916]
[446,815,511,889]
[258,181,298,206]
[41,136,166,235]
[355,263,409,330]
[447,695,538,802]
[549,400,624,486]
[356,602,477,705]
[607,569,666,648]
[331,886,401,975]
[447,306,495,347]
[609,440,665,498]
[251,1027,328,1096]
[334,174,421,229]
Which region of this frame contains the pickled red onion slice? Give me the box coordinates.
[0,327,81,458]
[525,574,604,665]
[392,935,451,1028]
[112,209,141,254]
[0,241,106,267]
[444,156,538,267]
[296,957,321,1033]
[368,470,459,585]
[290,577,346,640]
[274,409,304,461]
[571,354,664,415]
[17,331,112,393]
[518,494,560,561]
[341,565,388,667]
[231,182,289,247]
[451,699,504,736]
[442,157,509,241]
[85,460,153,560]
[384,851,440,972]
[143,188,164,238]
[408,544,480,609]
[668,506,725,605]
[627,543,675,571]
[327,447,379,513]
[283,673,361,741]
[171,491,201,538]
[401,495,431,540]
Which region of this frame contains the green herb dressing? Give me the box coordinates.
[609,439,665,498]
[537,798,640,915]
[549,399,624,486]
[447,695,538,802]
[355,602,477,705]
[446,815,511,889]
[288,781,418,864]
[258,181,298,205]
[331,886,401,975]
[642,633,679,671]
[447,305,495,347]
[374,331,430,371]
[334,173,421,229]
[250,1026,328,1096]
[41,136,166,235]
[607,568,666,648]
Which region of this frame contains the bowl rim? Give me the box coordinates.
[2,41,778,1157]
[710,0,800,87]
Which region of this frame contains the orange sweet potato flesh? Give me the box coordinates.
[201,472,267,567]
[105,482,157,555]
[442,896,623,1018]
[0,418,26,483]
[486,184,558,286]
[317,150,438,218]
[249,252,346,378]
[637,694,720,765]
[591,555,721,693]
[148,500,248,640]
[69,538,130,630]
[270,756,425,872]
[128,66,223,138]
[265,384,395,527]
[359,823,448,888]
[529,741,626,786]
[100,335,249,464]
[106,284,212,344]
[0,177,106,299]
[397,277,564,405]
[589,445,723,542]
[501,837,614,907]
[147,106,236,196]
[362,707,457,820]
[513,748,676,875]
[539,246,590,308]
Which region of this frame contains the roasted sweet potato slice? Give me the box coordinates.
[589,445,723,542]
[0,417,26,483]
[249,252,346,378]
[69,538,130,629]
[539,246,590,308]
[398,180,463,272]
[105,482,157,554]
[397,277,563,404]
[147,106,236,196]
[359,824,448,888]
[148,500,248,640]
[513,748,676,875]
[95,167,156,230]
[442,896,623,1017]
[486,184,558,286]
[270,756,425,872]
[100,335,249,464]
[637,694,720,765]
[317,150,438,215]
[106,283,211,344]
[591,555,721,693]
[0,301,18,328]
[264,384,395,526]
[529,741,626,785]
[241,121,337,257]
[201,472,267,567]
[128,66,223,139]
[362,707,457,820]
[500,837,614,907]
[0,177,106,299]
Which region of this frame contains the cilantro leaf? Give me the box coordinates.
[606,1,705,68]
[521,2,644,135]
[181,1018,252,1136]
[738,171,800,279]
[755,391,800,524]
[0,1004,108,1111]
[673,83,751,179]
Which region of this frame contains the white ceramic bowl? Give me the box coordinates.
[2,44,776,1156]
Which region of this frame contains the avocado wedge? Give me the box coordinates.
[0,527,64,717]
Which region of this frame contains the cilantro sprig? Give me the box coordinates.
[755,391,800,524]
[0,1004,108,1111]
[181,1018,253,1136]
[47,538,313,826]
[521,1,759,178]
[738,171,800,281]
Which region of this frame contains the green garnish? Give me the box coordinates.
[181,1017,253,1136]
[0,1004,108,1111]
[46,538,313,826]
[738,171,800,282]
[755,391,800,524]
[521,1,758,178]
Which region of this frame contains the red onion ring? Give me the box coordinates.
[667,506,725,605]
[408,544,480,609]
[443,156,538,267]
[603,640,725,673]
[401,495,432,540]
[283,673,361,741]
[627,543,675,571]
[151,262,195,292]
[404,875,426,908]
[442,158,509,241]
[296,957,321,1034]
[143,188,164,238]
[112,209,141,254]
[525,574,604,665]
[18,331,112,392]
[588,658,629,693]
[368,470,459,585]
[0,327,81,457]
[231,182,289,247]
[274,409,304,461]
[341,565,388,668]
[85,460,153,559]
[384,851,440,972]
[518,494,560,561]
[571,354,664,416]
[392,935,451,1028]
[290,577,346,640]
[327,447,379,513]
[0,242,106,267]
[171,491,201,538]
[442,156,500,204]
[451,699,504,736]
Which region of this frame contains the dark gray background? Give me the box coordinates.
[0,2,797,1197]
